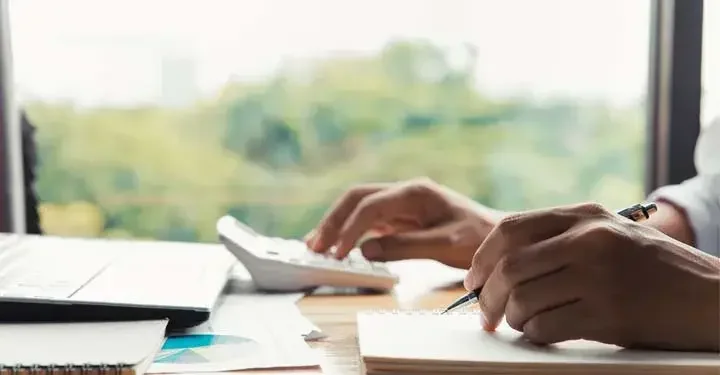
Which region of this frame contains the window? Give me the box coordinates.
[9,0,651,241]
[703,0,720,126]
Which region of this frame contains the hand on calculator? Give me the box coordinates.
[305,178,504,270]
[217,216,399,292]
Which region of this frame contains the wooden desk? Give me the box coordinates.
[245,260,469,375]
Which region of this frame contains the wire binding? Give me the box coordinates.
[0,364,133,375]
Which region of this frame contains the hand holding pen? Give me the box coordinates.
[443,202,657,315]
[438,202,720,351]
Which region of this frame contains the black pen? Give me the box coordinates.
[440,202,658,314]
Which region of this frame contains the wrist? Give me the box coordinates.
[698,272,720,351]
[467,200,506,225]
[643,200,695,246]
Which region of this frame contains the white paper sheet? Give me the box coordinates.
[146,263,323,373]
[147,294,321,373]
[213,262,323,340]
[148,330,318,373]
[205,294,327,341]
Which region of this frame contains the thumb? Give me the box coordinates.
[360,225,454,262]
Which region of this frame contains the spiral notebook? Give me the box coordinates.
[0,320,168,375]
[357,310,720,375]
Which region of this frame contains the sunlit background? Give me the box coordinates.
[6,0,716,242]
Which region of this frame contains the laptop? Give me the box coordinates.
[0,234,236,330]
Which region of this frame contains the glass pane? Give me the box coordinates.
[10,0,650,241]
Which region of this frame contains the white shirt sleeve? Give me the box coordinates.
[648,118,720,257]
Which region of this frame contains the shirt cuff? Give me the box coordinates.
[648,176,720,257]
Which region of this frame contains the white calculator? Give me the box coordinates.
[216,215,399,292]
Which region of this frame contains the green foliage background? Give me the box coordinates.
[26,40,645,241]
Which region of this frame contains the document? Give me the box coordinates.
[206,293,327,341]
[217,262,325,340]
[146,264,323,373]
[148,328,319,373]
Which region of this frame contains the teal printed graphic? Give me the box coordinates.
[154,334,260,364]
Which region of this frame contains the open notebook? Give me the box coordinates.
[0,320,167,375]
[357,310,720,375]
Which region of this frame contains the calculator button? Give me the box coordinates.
[306,257,342,268]
[350,261,372,270]
[370,262,389,272]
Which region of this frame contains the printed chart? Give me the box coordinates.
[154,334,261,364]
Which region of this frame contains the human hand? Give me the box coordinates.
[304,178,502,269]
[464,202,720,352]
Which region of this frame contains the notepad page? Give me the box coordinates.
[0,320,168,366]
[357,311,720,368]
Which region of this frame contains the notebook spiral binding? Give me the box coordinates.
[0,364,134,375]
[364,309,480,315]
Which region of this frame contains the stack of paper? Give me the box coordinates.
[0,320,167,375]
[147,263,324,373]
[357,310,720,375]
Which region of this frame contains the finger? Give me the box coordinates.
[476,261,508,331]
[334,185,427,258]
[464,211,572,291]
[360,224,456,261]
[499,233,575,287]
[522,300,589,345]
[303,229,317,243]
[308,184,388,252]
[464,203,599,291]
[475,235,575,330]
[505,267,580,333]
[374,219,421,236]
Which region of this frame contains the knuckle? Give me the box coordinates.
[577,202,607,215]
[354,195,381,218]
[345,185,372,201]
[500,251,523,275]
[404,177,437,197]
[408,176,435,187]
[494,254,522,288]
[496,214,522,234]
[581,221,621,243]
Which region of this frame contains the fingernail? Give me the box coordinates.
[303,229,316,242]
[304,231,319,251]
[481,314,495,332]
[333,244,349,259]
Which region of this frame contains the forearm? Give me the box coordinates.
[643,200,696,247]
[700,271,720,352]
[647,201,719,351]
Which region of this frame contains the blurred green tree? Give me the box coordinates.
[24,39,645,242]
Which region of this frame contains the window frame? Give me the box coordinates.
[0,0,706,232]
[646,0,704,194]
[0,0,25,233]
